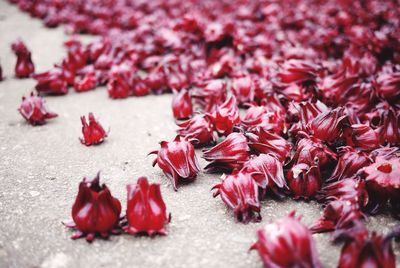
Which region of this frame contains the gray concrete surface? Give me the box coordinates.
[0,1,399,267]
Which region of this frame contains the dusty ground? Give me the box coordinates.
[0,1,399,267]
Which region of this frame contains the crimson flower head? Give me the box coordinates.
[377,108,400,146]
[320,178,368,207]
[242,106,286,134]
[242,153,286,191]
[63,173,122,242]
[172,89,193,120]
[80,113,108,146]
[18,93,57,125]
[307,107,347,142]
[202,132,250,173]
[124,177,170,236]
[363,156,400,195]
[33,68,69,95]
[278,59,319,84]
[374,72,400,100]
[292,136,336,167]
[11,40,35,78]
[150,135,200,191]
[251,212,322,268]
[74,68,97,92]
[231,75,254,104]
[192,79,227,113]
[212,170,260,223]
[107,67,131,99]
[287,162,321,199]
[177,114,215,146]
[343,124,380,151]
[210,95,240,136]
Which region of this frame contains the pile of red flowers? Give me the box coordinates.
[8,0,400,266]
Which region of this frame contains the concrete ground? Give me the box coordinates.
[0,1,399,267]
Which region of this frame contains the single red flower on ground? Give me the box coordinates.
[80,113,108,146]
[63,173,121,242]
[124,177,170,236]
[172,89,193,120]
[251,212,323,268]
[150,135,200,190]
[18,92,57,125]
[212,170,260,223]
[11,40,35,78]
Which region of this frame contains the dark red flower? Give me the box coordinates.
[18,93,57,125]
[231,75,254,104]
[124,177,170,236]
[307,107,347,142]
[343,124,380,151]
[176,114,215,146]
[210,95,240,136]
[242,105,286,134]
[319,178,369,207]
[246,128,292,162]
[278,59,319,84]
[242,153,286,191]
[289,100,328,135]
[212,170,260,223]
[150,136,200,190]
[377,108,400,146]
[74,69,97,92]
[80,113,108,146]
[172,89,193,120]
[132,77,151,97]
[318,70,358,105]
[287,163,321,199]
[202,132,250,173]
[292,136,336,167]
[192,79,227,113]
[11,40,35,78]
[107,67,131,99]
[251,212,322,268]
[374,72,400,100]
[33,68,69,95]
[63,173,121,242]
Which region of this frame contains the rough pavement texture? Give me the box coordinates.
[0,1,399,267]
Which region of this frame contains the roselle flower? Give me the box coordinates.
[251,212,322,268]
[210,95,240,136]
[242,106,286,134]
[18,93,57,125]
[74,69,97,92]
[335,223,398,268]
[132,77,150,97]
[343,124,380,151]
[107,68,131,99]
[242,154,286,191]
[172,89,192,120]
[287,163,321,199]
[192,79,226,113]
[278,59,320,84]
[319,178,368,207]
[377,108,399,146]
[33,68,69,95]
[176,114,215,146]
[150,135,200,190]
[246,128,292,162]
[374,72,400,100]
[202,132,250,173]
[212,170,260,223]
[307,107,347,142]
[63,173,121,242]
[80,113,108,146]
[363,156,400,195]
[318,70,358,105]
[292,136,336,167]
[231,75,254,105]
[124,177,170,236]
[289,100,328,135]
[328,147,372,182]
[11,40,35,78]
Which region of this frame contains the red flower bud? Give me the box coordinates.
[287,163,321,199]
[377,108,399,146]
[319,178,369,207]
[18,93,57,125]
[278,59,319,84]
[107,68,131,99]
[210,95,240,136]
[343,124,380,151]
[292,136,336,167]
[251,212,323,268]
[318,70,358,105]
[132,77,150,96]
[63,173,121,242]
[202,132,250,173]
[150,136,200,190]
[246,128,292,162]
[307,107,347,142]
[172,89,193,120]
[192,79,227,113]
[231,75,254,104]
[124,177,170,236]
[363,156,400,194]
[74,69,97,92]
[80,113,108,146]
[242,153,286,190]
[177,114,215,146]
[11,40,35,78]
[212,171,260,223]
[33,68,69,95]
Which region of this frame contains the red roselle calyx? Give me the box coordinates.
[150,135,200,190]
[124,177,170,236]
[63,173,121,242]
[192,80,227,113]
[278,60,319,84]
[11,40,35,78]
[80,113,108,146]
[212,170,260,223]
[343,124,380,151]
[176,114,215,146]
[33,68,69,95]
[202,132,250,173]
[18,93,57,125]
[231,75,254,105]
[292,135,336,167]
[210,95,240,136]
[172,89,192,120]
[251,212,323,268]
[287,162,322,199]
[307,107,347,142]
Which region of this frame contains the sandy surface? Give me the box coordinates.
[0,1,399,267]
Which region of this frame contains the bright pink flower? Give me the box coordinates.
[212,171,260,223]
[11,40,35,78]
[33,68,69,95]
[150,136,200,190]
[287,163,321,199]
[242,154,286,191]
[251,212,322,268]
[278,59,319,84]
[63,173,121,242]
[177,114,215,146]
[307,107,347,142]
[124,177,170,236]
[18,93,57,125]
[210,95,240,136]
[80,113,108,146]
[172,89,192,120]
[202,132,250,173]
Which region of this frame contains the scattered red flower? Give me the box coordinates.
[18,92,57,125]
[80,113,108,146]
[11,40,35,78]
[171,89,192,120]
